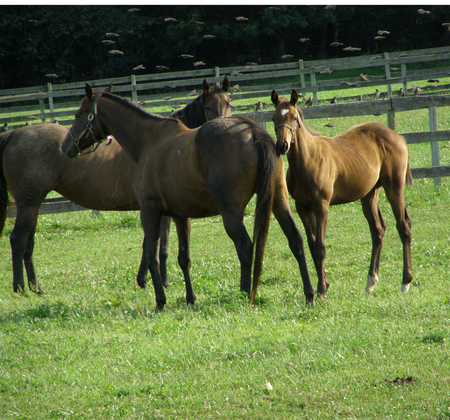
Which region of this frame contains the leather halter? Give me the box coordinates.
[274,123,297,133]
[67,93,110,155]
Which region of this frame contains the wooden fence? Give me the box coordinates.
[3,46,450,217]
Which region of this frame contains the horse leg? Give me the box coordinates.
[361,188,386,293]
[159,216,172,288]
[140,206,166,311]
[23,222,43,294]
[10,205,40,293]
[173,217,196,305]
[136,237,148,289]
[272,186,315,305]
[295,202,330,297]
[136,217,171,289]
[220,210,253,296]
[384,182,413,292]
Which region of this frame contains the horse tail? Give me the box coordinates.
[0,131,13,237]
[405,163,413,186]
[251,129,278,304]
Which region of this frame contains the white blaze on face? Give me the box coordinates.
[281,109,289,117]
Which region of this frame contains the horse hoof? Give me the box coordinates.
[401,283,410,293]
[136,280,147,289]
[365,275,378,294]
[306,296,315,308]
[155,302,165,312]
[186,295,197,306]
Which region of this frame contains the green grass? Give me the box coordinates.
[1,174,449,418]
[1,81,450,418]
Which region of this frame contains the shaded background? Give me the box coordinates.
[1,5,449,89]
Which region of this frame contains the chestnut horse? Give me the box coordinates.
[61,84,315,310]
[0,77,231,294]
[271,89,413,297]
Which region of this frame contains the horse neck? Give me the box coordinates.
[290,124,321,171]
[98,96,170,164]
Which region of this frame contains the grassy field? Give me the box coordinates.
[1,83,450,419]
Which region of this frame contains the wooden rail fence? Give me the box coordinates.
[3,46,450,217]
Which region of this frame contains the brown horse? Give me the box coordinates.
[0,77,231,294]
[61,84,315,310]
[271,89,413,297]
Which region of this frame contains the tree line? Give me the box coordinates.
[0,5,449,90]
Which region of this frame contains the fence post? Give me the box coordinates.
[39,97,46,122]
[429,106,441,185]
[131,75,138,103]
[310,71,318,104]
[215,67,220,86]
[47,83,55,122]
[401,63,408,95]
[384,52,392,97]
[387,108,396,131]
[298,60,305,88]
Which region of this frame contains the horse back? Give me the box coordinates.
[2,124,69,203]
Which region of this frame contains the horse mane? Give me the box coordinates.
[296,103,321,136]
[102,91,181,126]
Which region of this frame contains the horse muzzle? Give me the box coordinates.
[276,140,290,155]
[61,132,80,158]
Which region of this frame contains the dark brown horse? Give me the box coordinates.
[61,84,315,309]
[0,77,231,294]
[271,89,413,297]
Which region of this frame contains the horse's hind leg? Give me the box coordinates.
[10,205,41,293]
[361,188,386,293]
[272,188,315,305]
[384,181,413,293]
[173,217,196,305]
[23,222,42,294]
[220,210,253,295]
[159,216,172,288]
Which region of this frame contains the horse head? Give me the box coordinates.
[202,76,232,122]
[271,89,302,155]
[62,83,112,158]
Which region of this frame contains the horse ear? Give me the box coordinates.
[222,76,230,92]
[271,90,279,107]
[105,82,113,93]
[203,79,211,95]
[85,83,93,100]
[290,90,299,106]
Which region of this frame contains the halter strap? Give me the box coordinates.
[67,93,109,155]
[274,123,296,133]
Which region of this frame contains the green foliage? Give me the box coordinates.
[1,5,450,89]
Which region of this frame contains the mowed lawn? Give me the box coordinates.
[1,99,450,418]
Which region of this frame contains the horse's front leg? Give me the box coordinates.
[298,201,330,298]
[272,185,315,305]
[173,217,196,305]
[140,206,166,311]
[136,217,171,289]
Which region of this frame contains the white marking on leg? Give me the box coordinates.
[401,283,410,293]
[365,275,378,294]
